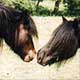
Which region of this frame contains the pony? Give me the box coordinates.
[37,16,80,66]
[0,5,38,62]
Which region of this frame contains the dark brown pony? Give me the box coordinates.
[37,17,80,66]
[0,5,38,62]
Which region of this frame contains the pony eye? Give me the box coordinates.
[23,25,27,29]
[47,53,49,56]
[47,52,51,56]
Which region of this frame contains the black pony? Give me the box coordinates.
[37,17,80,66]
[0,5,38,62]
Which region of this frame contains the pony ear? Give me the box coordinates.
[62,16,68,23]
[73,18,80,29]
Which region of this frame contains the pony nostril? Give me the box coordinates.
[38,57,41,63]
[38,49,41,53]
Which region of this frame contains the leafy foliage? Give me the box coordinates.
[63,0,80,16]
[0,0,80,16]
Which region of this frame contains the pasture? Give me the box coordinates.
[0,16,80,80]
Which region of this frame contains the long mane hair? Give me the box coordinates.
[0,4,38,51]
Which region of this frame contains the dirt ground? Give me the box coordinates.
[0,16,80,80]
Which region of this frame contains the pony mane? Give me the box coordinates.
[0,4,38,39]
[48,21,78,60]
[21,11,38,38]
[0,5,38,49]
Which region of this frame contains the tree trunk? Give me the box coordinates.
[53,0,61,14]
[36,0,41,8]
[36,0,43,12]
[36,0,43,7]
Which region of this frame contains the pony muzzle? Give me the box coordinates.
[24,49,36,62]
